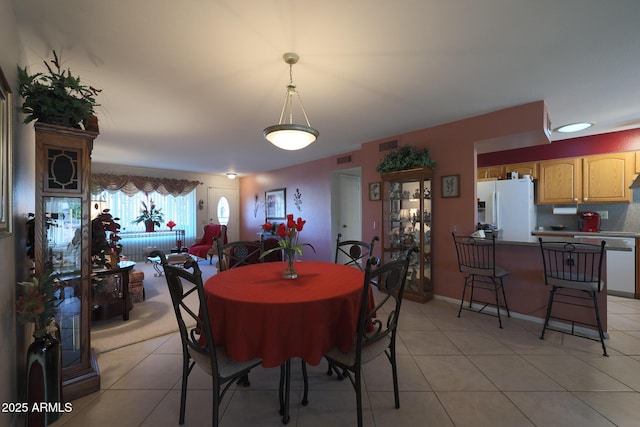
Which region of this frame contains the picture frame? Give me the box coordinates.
[0,66,12,237]
[369,182,381,201]
[265,188,286,220]
[441,174,460,198]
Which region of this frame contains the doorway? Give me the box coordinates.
[331,168,362,263]
[208,187,239,241]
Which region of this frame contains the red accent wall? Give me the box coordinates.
[478,128,640,166]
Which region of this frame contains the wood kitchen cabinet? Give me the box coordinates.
[504,162,538,180]
[538,153,633,204]
[477,165,504,181]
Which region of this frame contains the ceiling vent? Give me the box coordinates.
[379,139,398,152]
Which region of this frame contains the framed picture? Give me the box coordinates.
[441,174,460,198]
[0,66,12,237]
[369,182,381,201]
[265,188,286,220]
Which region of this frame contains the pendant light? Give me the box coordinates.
[263,52,319,150]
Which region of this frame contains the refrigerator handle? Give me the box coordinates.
[494,191,500,228]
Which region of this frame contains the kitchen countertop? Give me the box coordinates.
[532,230,640,238]
[491,233,635,251]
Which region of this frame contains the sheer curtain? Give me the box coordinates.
[94,190,196,243]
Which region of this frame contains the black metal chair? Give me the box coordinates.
[323,247,418,427]
[327,234,379,378]
[334,233,379,271]
[215,238,264,271]
[538,238,608,356]
[151,251,262,426]
[452,233,511,328]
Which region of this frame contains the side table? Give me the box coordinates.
[91,260,136,321]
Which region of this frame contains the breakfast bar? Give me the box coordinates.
[486,234,634,335]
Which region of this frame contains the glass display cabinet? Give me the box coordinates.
[381,167,433,303]
[34,122,100,400]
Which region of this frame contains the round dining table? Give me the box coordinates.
[204,260,366,369]
[205,260,366,423]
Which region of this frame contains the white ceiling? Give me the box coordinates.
[11,1,640,177]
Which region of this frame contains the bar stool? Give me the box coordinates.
[452,232,511,328]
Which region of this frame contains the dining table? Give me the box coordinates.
[203,260,366,424]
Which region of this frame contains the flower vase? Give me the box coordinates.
[26,331,62,426]
[144,220,155,232]
[283,251,297,279]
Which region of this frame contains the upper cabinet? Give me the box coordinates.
[504,162,538,180]
[478,162,538,181]
[582,153,633,203]
[477,165,504,181]
[538,158,582,204]
[538,153,633,204]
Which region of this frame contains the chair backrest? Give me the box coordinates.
[215,238,264,271]
[262,237,283,262]
[355,247,418,362]
[151,251,217,375]
[335,233,380,271]
[538,238,606,292]
[198,224,228,246]
[452,233,498,276]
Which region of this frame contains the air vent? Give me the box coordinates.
[336,155,352,164]
[379,139,398,152]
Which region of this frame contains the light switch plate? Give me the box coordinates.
[596,210,609,220]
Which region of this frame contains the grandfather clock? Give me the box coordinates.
[34,122,100,400]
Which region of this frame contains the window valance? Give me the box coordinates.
[92,173,202,197]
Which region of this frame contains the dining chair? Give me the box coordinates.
[323,247,418,427]
[334,233,380,271]
[452,232,511,328]
[327,233,379,378]
[538,238,608,356]
[215,238,264,271]
[151,251,262,426]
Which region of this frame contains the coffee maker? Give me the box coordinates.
[578,211,600,232]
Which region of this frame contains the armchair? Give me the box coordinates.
[188,224,228,264]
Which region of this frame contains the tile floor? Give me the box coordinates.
[51,296,640,427]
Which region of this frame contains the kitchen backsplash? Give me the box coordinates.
[536,190,640,232]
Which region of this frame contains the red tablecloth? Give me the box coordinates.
[204,261,365,368]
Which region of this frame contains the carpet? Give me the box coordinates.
[90,258,218,354]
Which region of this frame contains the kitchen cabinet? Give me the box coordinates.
[34,122,100,400]
[635,151,640,174]
[504,162,538,180]
[478,165,504,181]
[381,167,433,303]
[538,158,582,204]
[538,153,633,204]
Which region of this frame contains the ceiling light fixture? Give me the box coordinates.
[553,122,594,133]
[226,172,237,179]
[263,52,318,150]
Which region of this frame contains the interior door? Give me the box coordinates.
[208,187,239,241]
[333,171,362,264]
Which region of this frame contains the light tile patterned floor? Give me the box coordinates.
[51,296,640,426]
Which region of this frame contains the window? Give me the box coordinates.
[217,196,230,226]
[93,190,197,242]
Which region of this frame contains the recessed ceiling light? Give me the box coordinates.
[226,172,237,179]
[553,122,594,133]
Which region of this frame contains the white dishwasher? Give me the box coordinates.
[602,237,636,298]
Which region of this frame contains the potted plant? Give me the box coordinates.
[375,144,436,173]
[91,208,122,267]
[18,50,101,130]
[133,196,164,232]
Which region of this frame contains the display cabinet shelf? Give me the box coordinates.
[381,167,433,303]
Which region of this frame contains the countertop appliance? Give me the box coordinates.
[477,178,536,242]
[578,211,600,232]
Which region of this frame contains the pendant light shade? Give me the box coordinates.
[263,53,318,150]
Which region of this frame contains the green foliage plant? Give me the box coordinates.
[18,50,100,129]
[375,144,436,174]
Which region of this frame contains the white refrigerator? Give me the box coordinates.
[477,179,536,242]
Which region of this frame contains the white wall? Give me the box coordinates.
[1,1,32,426]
